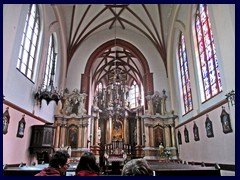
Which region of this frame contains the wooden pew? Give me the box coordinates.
[148,161,221,176]
[3,163,78,176]
[3,164,48,176]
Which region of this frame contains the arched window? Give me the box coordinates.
[43,34,57,89]
[16,4,40,80]
[178,32,193,114]
[195,4,223,102]
[128,81,140,108]
[96,82,103,93]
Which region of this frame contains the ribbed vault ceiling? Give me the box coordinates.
[54,4,173,88]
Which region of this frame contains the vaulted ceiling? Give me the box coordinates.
[54,4,174,88]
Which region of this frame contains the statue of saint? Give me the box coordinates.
[153,94,161,115]
[67,146,72,157]
[146,95,153,115]
[77,94,87,116]
[161,89,167,115]
[159,143,164,157]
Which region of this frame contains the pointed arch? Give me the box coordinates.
[82,39,153,111]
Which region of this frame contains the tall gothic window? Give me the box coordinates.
[16,4,40,80]
[96,82,103,94]
[195,4,223,102]
[43,34,57,89]
[178,32,193,114]
[128,81,139,108]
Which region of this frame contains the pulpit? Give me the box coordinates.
[29,124,54,164]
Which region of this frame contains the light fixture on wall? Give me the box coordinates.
[35,52,63,107]
[225,90,235,107]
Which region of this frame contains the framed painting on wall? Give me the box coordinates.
[184,126,189,143]
[205,114,214,138]
[193,122,200,141]
[220,106,233,134]
[16,115,26,138]
[3,107,10,135]
[177,130,182,145]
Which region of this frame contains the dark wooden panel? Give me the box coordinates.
[155,169,220,176]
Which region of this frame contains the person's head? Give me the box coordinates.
[122,158,153,176]
[49,150,70,175]
[75,151,99,174]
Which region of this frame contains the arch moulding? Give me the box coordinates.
[81,39,154,111]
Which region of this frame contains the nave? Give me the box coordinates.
[3,4,235,176]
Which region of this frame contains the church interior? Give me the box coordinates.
[3,4,235,176]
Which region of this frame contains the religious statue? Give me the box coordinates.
[92,96,100,112]
[159,143,165,157]
[146,94,153,115]
[152,92,162,115]
[60,89,87,116]
[67,146,72,157]
[77,94,87,116]
[161,89,167,115]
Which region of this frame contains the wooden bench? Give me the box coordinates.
[148,161,220,176]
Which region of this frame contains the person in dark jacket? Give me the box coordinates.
[35,150,70,176]
[75,151,100,176]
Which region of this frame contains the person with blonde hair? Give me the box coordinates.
[122,158,153,176]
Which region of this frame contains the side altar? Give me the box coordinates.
[53,89,91,159]
[142,90,178,160]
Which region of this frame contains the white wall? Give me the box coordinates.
[3,4,62,164]
[168,4,235,166]
[176,103,235,164]
[3,4,62,123]
[3,104,44,165]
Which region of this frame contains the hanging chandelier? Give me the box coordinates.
[35,52,63,107]
[96,5,130,119]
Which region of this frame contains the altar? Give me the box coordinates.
[52,88,178,162]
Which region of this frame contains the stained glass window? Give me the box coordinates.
[178,32,193,114]
[17,4,40,80]
[195,4,223,102]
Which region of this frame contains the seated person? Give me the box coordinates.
[75,151,100,176]
[122,158,153,176]
[35,150,70,176]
